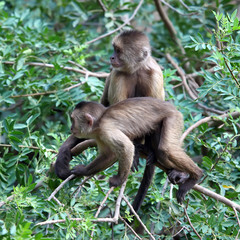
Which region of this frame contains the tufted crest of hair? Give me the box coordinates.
[73,101,106,132]
[75,101,106,120]
[113,30,151,65]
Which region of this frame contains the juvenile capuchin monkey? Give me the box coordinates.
[69,98,203,204]
[55,30,188,210]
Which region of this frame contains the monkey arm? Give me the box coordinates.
[55,134,85,180]
[71,139,97,156]
[71,152,116,177]
[100,75,110,106]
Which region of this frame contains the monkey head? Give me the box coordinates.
[71,101,106,138]
[111,30,151,73]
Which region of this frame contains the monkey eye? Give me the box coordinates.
[115,47,121,54]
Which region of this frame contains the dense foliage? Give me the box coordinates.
[0,0,239,239]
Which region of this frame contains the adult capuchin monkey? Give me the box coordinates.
[55,30,188,209]
[69,98,203,204]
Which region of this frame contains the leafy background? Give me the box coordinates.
[0,0,239,239]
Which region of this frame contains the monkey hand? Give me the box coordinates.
[109,175,122,187]
[55,148,72,180]
[167,169,189,185]
[71,164,87,177]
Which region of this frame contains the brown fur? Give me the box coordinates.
[101,30,164,106]
[71,98,203,203]
[55,30,190,205]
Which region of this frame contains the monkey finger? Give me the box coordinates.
[109,175,122,187]
[71,164,86,176]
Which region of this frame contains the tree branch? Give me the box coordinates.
[184,206,202,239]
[0,144,57,153]
[123,195,156,240]
[180,111,240,142]
[3,61,109,78]
[193,185,240,212]
[85,0,144,45]
[154,0,185,54]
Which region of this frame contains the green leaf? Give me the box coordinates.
[26,113,40,126]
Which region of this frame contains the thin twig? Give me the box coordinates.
[11,81,86,98]
[180,111,240,142]
[184,207,202,239]
[90,187,114,240]
[0,144,57,153]
[119,215,142,240]
[0,195,15,208]
[160,0,196,16]
[165,53,197,99]
[154,0,185,54]
[233,207,240,229]
[193,185,240,212]
[123,195,156,240]
[52,196,64,206]
[186,66,216,79]
[35,217,119,226]
[220,42,240,87]
[47,174,75,201]
[85,0,144,45]
[72,175,94,199]
[95,187,115,218]
[97,0,107,12]
[3,61,109,78]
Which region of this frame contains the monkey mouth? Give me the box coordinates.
[111,63,121,69]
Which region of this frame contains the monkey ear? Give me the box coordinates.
[84,113,94,127]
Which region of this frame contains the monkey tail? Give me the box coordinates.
[132,164,155,213]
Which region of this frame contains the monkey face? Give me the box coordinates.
[110,45,123,69]
[70,110,95,138]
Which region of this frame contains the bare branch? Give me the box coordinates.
[119,215,142,240]
[123,195,156,240]
[180,111,240,142]
[165,53,197,99]
[47,174,75,201]
[97,0,107,12]
[193,185,240,212]
[72,175,94,199]
[90,187,115,240]
[154,0,185,54]
[184,207,202,239]
[0,144,57,153]
[233,207,240,229]
[11,81,86,98]
[3,61,109,78]
[0,195,15,208]
[85,0,144,45]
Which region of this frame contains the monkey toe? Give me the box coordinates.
[176,190,186,204]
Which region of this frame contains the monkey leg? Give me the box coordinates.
[156,116,203,203]
[101,128,135,187]
[55,134,84,180]
[149,121,190,185]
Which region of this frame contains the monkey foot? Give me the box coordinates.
[167,169,189,185]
